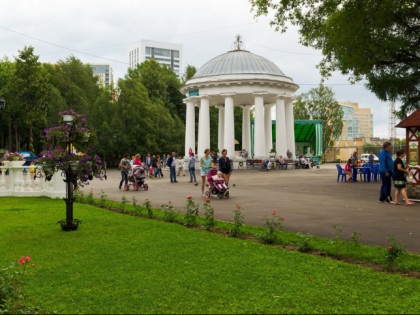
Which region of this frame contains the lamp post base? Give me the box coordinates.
[57,219,82,231]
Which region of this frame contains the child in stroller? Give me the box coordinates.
[125,165,148,191]
[260,159,271,171]
[206,169,229,199]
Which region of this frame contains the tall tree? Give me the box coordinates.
[14,46,49,158]
[184,65,197,82]
[293,85,344,151]
[250,0,420,117]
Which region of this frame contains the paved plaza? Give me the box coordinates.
[82,165,420,253]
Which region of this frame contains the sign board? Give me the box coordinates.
[188,89,199,97]
[409,142,418,166]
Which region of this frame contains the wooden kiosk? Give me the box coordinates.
[396,110,420,198]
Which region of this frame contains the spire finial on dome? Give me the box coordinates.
[233,34,244,50]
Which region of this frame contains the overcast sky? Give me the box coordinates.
[0,0,403,137]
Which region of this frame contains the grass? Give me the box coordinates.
[80,191,420,272]
[0,197,420,314]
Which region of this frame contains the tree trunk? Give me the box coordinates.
[29,119,33,162]
[8,120,12,152]
[14,122,19,152]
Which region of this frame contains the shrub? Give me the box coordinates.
[86,188,94,205]
[132,197,141,215]
[73,189,85,202]
[229,205,244,237]
[99,190,108,207]
[385,234,406,269]
[184,195,199,226]
[256,210,285,244]
[296,233,314,252]
[203,198,214,231]
[143,199,153,218]
[120,196,129,212]
[161,201,176,223]
[350,232,362,245]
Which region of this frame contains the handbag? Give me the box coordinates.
[406,171,414,184]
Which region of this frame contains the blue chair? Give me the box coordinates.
[371,164,380,182]
[336,164,347,182]
[358,164,370,182]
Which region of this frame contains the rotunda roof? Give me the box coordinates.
[192,49,285,79]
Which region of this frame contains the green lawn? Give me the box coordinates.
[1,197,420,314]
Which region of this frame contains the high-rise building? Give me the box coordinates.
[89,64,113,87]
[338,100,373,141]
[128,40,183,78]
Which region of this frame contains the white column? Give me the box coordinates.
[264,104,273,155]
[285,98,296,157]
[218,106,225,152]
[254,94,266,159]
[184,99,196,159]
[197,96,210,160]
[242,106,251,153]
[223,94,235,159]
[275,97,287,157]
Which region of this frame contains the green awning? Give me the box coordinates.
[251,119,323,156]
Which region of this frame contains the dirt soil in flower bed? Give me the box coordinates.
[83,166,420,253]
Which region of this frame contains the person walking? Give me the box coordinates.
[118,154,131,190]
[393,149,414,206]
[167,152,177,183]
[379,141,393,203]
[151,155,158,179]
[188,153,197,183]
[177,157,186,176]
[200,148,212,197]
[145,153,152,178]
[219,149,232,186]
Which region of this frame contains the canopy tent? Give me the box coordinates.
[251,120,323,157]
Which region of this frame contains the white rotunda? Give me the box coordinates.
[180,45,299,163]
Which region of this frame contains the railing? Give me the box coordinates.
[0,166,66,198]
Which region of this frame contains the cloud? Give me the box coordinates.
[0,0,401,138]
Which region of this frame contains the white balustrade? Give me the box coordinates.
[0,166,66,198]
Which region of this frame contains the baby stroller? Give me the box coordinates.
[125,165,148,191]
[205,169,229,199]
[260,159,271,171]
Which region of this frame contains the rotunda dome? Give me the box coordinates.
[192,49,285,79]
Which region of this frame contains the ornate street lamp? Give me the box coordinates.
[59,113,82,231]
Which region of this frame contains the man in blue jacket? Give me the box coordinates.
[379,141,393,203]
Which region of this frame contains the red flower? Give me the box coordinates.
[237,206,241,209]
[281,216,285,220]
[389,246,393,251]
[25,256,30,261]
[206,197,210,202]
[186,195,192,200]
[169,201,172,203]
[273,210,277,214]
[18,259,25,265]
[32,264,35,267]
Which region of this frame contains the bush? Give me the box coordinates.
[203,198,214,231]
[229,206,244,237]
[184,195,199,226]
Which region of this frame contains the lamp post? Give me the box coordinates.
[60,113,81,231]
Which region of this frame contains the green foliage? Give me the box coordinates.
[120,196,128,211]
[229,206,244,237]
[0,48,186,159]
[250,0,420,117]
[143,199,153,218]
[350,232,362,245]
[385,235,406,269]
[294,85,343,150]
[184,196,199,226]
[331,224,344,243]
[183,65,197,82]
[99,190,108,208]
[296,233,314,253]
[161,201,176,223]
[86,189,94,205]
[256,211,284,244]
[203,198,215,231]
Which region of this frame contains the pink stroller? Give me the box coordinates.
[126,165,148,191]
[205,169,229,199]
